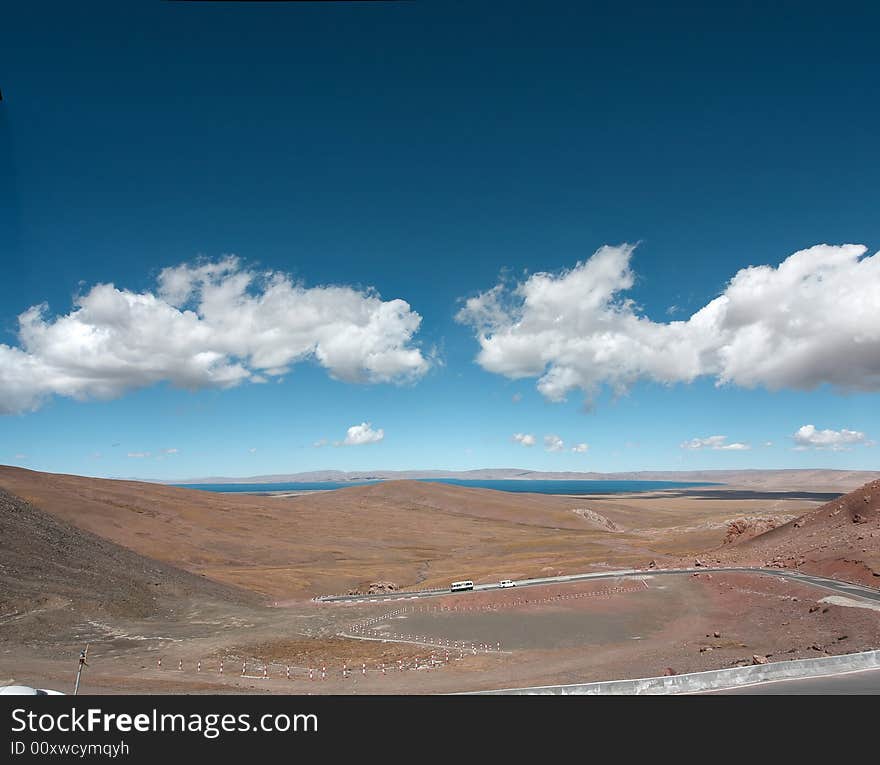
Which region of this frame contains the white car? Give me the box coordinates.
[499,579,516,588]
[0,685,65,695]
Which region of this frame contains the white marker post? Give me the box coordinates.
[73,645,89,696]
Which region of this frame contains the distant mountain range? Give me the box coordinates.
[158,468,880,491]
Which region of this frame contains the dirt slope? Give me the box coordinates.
[0,467,639,598]
[714,479,880,585]
[0,488,257,645]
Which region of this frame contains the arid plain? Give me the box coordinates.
[1,465,878,694]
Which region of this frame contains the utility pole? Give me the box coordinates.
[73,645,89,695]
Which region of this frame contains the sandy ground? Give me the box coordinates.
[4,572,879,695]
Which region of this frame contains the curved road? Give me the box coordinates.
[704,667,880,694]
[321,566,880,694]
[317,566,880,605]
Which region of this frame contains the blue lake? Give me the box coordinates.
[171,478,719,495]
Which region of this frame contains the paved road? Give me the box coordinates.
[703,667,880,694]
[322,565,880,695]
[317,566,880,605]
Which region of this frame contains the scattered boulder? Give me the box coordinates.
[663,667,676,676]
[571,508,623,532]
[751,654,768,665]
[723,517,792,544]
[713,631,721,638]
[350,581,399,595]
[368,581,398,594]
[648,560,657,569]
[694,558,707,568]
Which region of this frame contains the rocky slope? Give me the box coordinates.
[0,488,257,645]
[713,479,880,586]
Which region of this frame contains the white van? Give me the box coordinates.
[499,579,516,588]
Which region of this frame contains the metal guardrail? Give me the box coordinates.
[470,649,880,695]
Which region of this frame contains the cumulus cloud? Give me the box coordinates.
[571,442,589,453]
[0,256,430,415]
[456,243,880,405]
[340,422,384,446]
[681,435,751,451]
[792,424,872,451]
[544,434,565,452]
[512,433,536,447]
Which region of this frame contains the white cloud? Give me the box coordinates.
[681,435,751,451]
[792,424,872,451]
[340,422,384,446]
[312,439,328,448]
[571,442,589,453]
[456,243,880,405]
[127,452,151,458]
[163,448,179,455]
[0,257,430,415]
[512,433,536,447]
[248,447,257,454]
[544,434,565,452]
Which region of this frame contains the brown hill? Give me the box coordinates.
[714,478,880,586]
[0,488,256,646]
[0,466,640,599]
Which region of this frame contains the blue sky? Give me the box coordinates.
[1,0,878,479]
